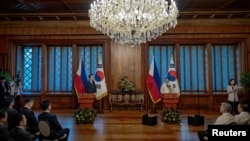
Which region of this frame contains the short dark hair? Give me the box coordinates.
[228,78,237,85]
[25,97,34,103]
[5,97,14,107]
[0,109,7,119]
[89,74,93,78]
[40,100,50,111]
[13,113,24,126]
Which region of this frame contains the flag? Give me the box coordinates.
[73,60,88,96]
[95,57,107,100]
[146,57,162,103]
[167,55,180,96]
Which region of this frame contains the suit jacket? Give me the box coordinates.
[86,80,96,93]
[9,126,32,141]
[0,82,9,108]
[214,112,235,125]
[3,107,17,131]
[0,122,11,141]
[38,112,65,138]
[234,111,250,125]
[0,82,10,97]
[19,107,39,134]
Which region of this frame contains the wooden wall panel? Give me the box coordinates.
[110,41,142,91]
[0,53,8,71]
[0,19,249,110]
[248,52,250,71]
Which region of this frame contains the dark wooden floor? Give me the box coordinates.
[35,109,219,141]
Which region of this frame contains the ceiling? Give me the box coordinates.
[0,0,249,21]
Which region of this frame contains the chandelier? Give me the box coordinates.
[88,0,179,46]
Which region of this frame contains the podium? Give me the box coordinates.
[161,93,179,110]
[77,93,95,109]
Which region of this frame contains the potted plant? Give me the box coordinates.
[0,71,12,83]
[75,108,97,124]
[161,109,181,124]
[240,72,250,102]
[118,76,135,92]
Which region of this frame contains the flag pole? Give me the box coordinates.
[150,103,158,114]
[97,99,104,114]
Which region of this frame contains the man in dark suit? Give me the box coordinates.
[0,76,10,109]
[38,100,69,141]
[19,97,40,139]
[3,97,17,131]
[86,74,97,93]
[0,109,12,141]
[9,113,33,141]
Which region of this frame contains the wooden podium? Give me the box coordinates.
[161,93,179,110]
[77,93,95,109]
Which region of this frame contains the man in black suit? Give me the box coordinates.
[19,97,40,139]
[9,113,32,141]
[0,76,10,109]
[3,97,17,131]
[38,100,70,141]
[86,74,97,93]
[0,109,12,141]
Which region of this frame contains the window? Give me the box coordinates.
[78,45,103,76]
[148,45,175,84]
[179,45,207,92]
[16,44,103,94]
[48,46,72,92]
[211,44,241,91]
[16,45,42,93]
[149,43,242,94]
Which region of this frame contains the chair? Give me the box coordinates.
[228,122,237,125]
[203,121,237,141]
[38,120,66,141]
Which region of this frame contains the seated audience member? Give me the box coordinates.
[19,97,40,139]
[38,100,70,141]
[3,97,17,131]
[234,102,250,125]
[0,109,12,141]
[9,113,33,141]
[197,102,235,141]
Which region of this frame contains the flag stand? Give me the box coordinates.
[187,88,204,126]
[97,99,104,114]
[142,91,157,126]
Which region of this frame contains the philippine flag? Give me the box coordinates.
[167,56,180,96]
[95,57,108,100]
[73,60,88,96]
[146,57,162,103]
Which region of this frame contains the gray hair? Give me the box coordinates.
[221,102,232,112]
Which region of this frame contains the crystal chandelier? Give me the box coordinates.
[88,0,179,46]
